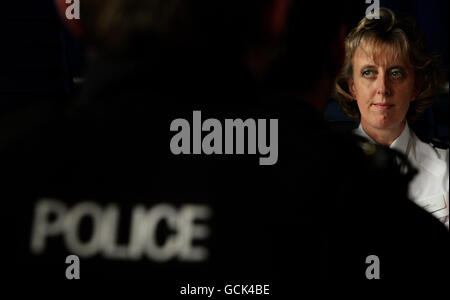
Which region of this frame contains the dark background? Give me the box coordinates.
[1,0,448,143]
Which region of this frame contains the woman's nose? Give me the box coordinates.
[376,73,391,96]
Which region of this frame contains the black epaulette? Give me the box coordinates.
[430,138,449,150]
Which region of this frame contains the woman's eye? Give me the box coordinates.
[362,70,375,78]
[390,69,403,79]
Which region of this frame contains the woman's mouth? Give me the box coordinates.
[372,103,394,110]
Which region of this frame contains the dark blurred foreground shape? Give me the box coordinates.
[2,0,449,295]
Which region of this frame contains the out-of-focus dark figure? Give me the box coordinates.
[3,0,448,295]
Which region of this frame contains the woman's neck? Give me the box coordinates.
[361,120,406,147]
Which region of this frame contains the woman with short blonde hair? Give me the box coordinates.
[335,8,448,227]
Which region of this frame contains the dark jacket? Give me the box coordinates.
[3,51,449,294]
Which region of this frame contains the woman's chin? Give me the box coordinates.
[363,116,396,130]
[366,118,403,131]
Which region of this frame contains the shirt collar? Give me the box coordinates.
[354,122,412,154]
[390,123,411,154]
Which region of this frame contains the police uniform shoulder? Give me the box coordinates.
[431,140,449,165]
[429,138,449,151]
[415,135,449,162]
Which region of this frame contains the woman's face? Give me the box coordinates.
[348,43,418,130]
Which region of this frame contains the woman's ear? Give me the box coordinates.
[411,75,423,102]
[347,78,356,99]
[411,86,420,102]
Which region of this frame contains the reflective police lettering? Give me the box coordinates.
[30,198,211,262]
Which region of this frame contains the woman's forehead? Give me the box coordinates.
[353,40,410,68]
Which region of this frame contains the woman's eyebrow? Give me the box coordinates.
[360,64,377,69]
[388,65,406,70]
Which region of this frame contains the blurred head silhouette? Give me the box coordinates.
[56,0,349,109]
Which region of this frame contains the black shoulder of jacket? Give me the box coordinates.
[352,134,418,182]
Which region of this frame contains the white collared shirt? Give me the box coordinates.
[354,123,449,229]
